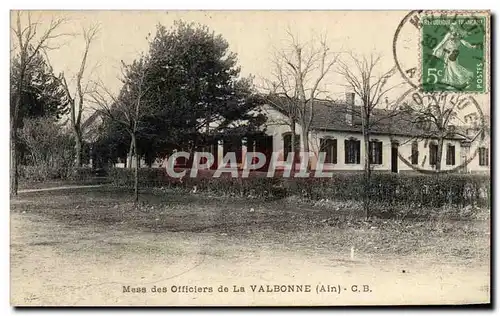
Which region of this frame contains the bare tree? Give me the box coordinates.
[338,53,400,218]
[51,24,100,168]
[10,12,68,196]
[19,116,74,174]
[91,58,150,203]
[261,83,300,167]
[399,92,486,172]
[266,29,339,169]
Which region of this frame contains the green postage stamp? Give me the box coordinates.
[421,12,488,93]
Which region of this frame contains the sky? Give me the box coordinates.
[10,10,490,118]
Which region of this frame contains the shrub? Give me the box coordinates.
[67,167,98,182]
[108,168,171,188]
[107,168,490,208]
[18,117,75,182]
[19,164,71,182]
[108,168,283,198]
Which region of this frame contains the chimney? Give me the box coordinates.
[345,92,355,126]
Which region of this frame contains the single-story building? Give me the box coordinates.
[166,92,490,174]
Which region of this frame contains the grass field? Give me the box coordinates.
[10,186,491,306]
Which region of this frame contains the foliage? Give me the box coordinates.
[141,21,266,152]
[18,116,74,181]
[293,173,490,208]
[92,117,131,167]
[18,164,70,182]
[68,167,101,181]
[10,12,68,195]
[10,49,69,125]
[92,21,266,168]
[107,169,490,209]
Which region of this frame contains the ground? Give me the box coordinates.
[10,186,490,306]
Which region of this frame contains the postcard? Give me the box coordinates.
[10,10,491,306]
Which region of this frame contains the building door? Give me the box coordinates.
[253,135,273,172]
[391,143,399,173]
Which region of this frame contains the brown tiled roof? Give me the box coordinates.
[266,97,466,140]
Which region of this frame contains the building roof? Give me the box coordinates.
[310,100,427,136]
[81,110,104,142]
[265,96,467,141]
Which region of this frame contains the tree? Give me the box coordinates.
[92,117,130,168]
[142,21,265,157]
[10,50,69,121]
[337,53,400,218]
[398,92,486,172]
[51,24,100,168]
[92,57,151,203]
[262,87,300,170]
[19,116,74,179]
[10,12,67,196]
[92,21,266,191]
[11,48,70,167]
[266,29,339,169]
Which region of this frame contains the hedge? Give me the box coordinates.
[108,168,490,207]
[19,165,106,182]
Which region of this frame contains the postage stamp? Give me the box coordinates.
[421,14,487,93]
[393,10,490,93]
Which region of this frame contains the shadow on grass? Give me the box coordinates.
[10,185,490,264]
[11,186,327,233]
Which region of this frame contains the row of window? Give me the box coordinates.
[175,136,489,168]
[416,143,489,167]
[338,139,382,165]
[285,135,489,167]
[422,143,457,166]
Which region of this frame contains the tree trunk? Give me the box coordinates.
[290,120,296,172]
[11,67,24,197]
[300,125,310,171]
[10,125,18,196]
[132,134,139,203]
[436,137,444,171]
[74,133,82,168]
[363,131,371,219]
[361,107,371,219]
[127,138,134,169]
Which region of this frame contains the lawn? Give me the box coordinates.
[10,186,491,306]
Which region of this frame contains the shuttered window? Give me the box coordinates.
[345,139,361,164]
[320,139,337,164]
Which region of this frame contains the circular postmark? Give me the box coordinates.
[393,10,489,93]
[389,88,487,174]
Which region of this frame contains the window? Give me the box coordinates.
[283,133,300,161]
[345,139,361,164]
[369,140,383,165]
[320,138,337,164]
[446,144,455,165]
[411,142,419,165]
[429,143,438,166]
[479,147,489,166]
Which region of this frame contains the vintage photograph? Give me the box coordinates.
[9,10,491,306]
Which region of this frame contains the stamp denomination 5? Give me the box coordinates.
[393,10,490,94]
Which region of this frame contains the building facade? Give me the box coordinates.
[178,93,490,174]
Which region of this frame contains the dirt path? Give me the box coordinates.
[17,185,104,194]
[10,212,490,306]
